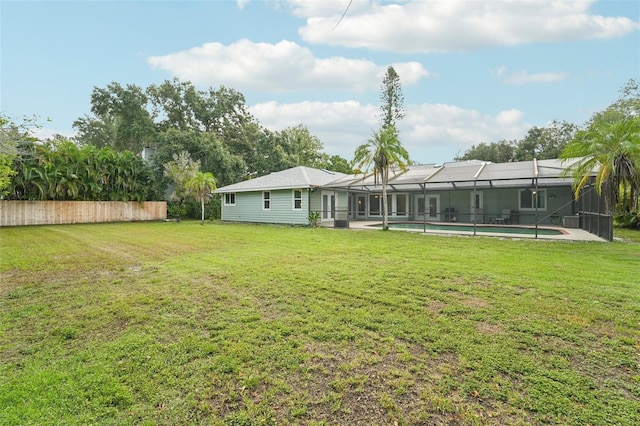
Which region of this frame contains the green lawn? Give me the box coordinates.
[1,222,639,425]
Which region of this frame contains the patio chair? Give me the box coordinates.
[495,209,511,225]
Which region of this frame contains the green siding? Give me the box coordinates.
[222,189,310,225]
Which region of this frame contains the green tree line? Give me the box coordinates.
[72,78,352,188]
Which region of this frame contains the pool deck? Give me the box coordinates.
[342,221,607,242]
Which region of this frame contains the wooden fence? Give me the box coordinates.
[0,201,167,227]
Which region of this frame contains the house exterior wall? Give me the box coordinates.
[309,190,322,214]
[222,189,310,225]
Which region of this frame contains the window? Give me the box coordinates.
[471,192,483,209]
[224,193,236,206]
[293,189,302,210]
[263,191,271,210]
[519,188,546,210]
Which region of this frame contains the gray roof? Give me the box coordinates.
[324,158,590,192]
[216,166,348,193]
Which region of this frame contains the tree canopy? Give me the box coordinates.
[73,79,350,185]
[455,121,578,163]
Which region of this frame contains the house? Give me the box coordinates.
[215,166,348,226]
[216,158,608,239]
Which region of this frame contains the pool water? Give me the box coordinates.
[376,222,564,236]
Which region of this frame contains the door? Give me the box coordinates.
[427,195,440,220]
[322,192,335,221]
[356,195,366,219]
[417,195,440,221]
[471,191,483,223]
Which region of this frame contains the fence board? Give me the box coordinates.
[0,201,167,227]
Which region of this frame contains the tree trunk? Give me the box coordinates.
[382,169,389,230]
[200,198,205,225]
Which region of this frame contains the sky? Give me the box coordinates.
[1,0,639,165]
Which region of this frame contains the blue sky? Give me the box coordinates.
[2,0,639,164]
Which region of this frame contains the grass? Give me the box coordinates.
[1,221,639,425]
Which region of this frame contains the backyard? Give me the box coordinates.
[1,222,639,425]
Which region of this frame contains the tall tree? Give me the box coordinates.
[186,171,217,225]
[154,128,245,187]
[515,121,578,161]
[561,117,640,214]
[73,82,156,153]
[589,78,639,125]
[163,151,200,220]
[320,154,353,174]
[455,140,517,163]
[352,125,410,230]
[279,125,325,168]
[147,78,199,131]
[0,115,22,196]
[456,121,578,162]
[379,66,405,129]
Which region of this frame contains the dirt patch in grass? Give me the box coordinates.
[460,295,491,309]
[476,321,504,335]
[287,340,480,425]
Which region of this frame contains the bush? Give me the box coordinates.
[614,211,640,229]
[167,202,187,221]
[174,198,221,221]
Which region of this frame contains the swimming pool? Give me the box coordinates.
[371,222,565,236]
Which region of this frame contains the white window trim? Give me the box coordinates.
[224,193,236,206]
[519,188,547,211]
[292,189,303,210]
[263,191,271,210]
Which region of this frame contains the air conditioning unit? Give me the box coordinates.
[562,215,579,228]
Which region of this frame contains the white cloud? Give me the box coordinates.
[503,71,569,85]
[148,39,430,91]
[249,100,530,163]
[236,0,250,10]
[295,0,640,53]
[31,127,75,141]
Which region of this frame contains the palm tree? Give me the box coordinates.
[561,117,640,214]
[352,125,410,230]
[186,171,217,225]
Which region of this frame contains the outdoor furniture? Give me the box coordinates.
[443,207,456,222]
[495,209,511,225]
